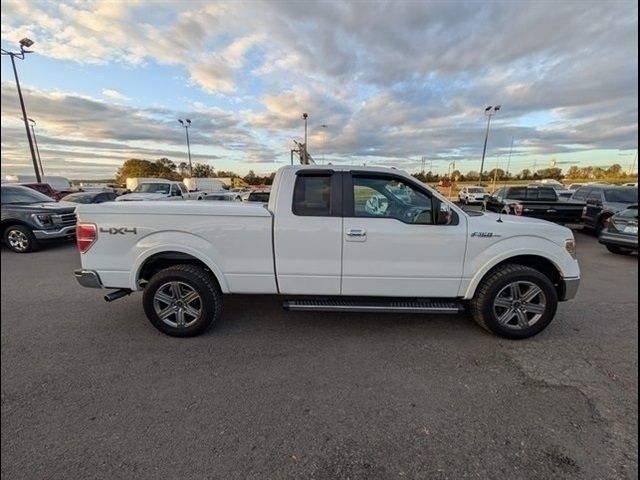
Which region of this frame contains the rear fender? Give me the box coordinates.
[130,231,229,292]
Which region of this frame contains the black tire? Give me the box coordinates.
[3,225,40,253]
[143,264,222,337]
[606,245,633,255]
[470,264,558,339]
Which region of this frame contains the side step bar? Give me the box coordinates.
[283,299,463,314]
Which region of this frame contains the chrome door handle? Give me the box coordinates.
[346,229,367,237]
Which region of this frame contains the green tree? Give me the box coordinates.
[519,169,532,180]
[606,164,623,177]
[192,163,216,177]
[244,170,258,185]
[536,167,563,180]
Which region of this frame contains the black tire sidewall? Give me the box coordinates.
[143,269,219,337]
[478,268,558,339]
[4,225,37,253]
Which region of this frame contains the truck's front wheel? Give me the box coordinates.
[470,264,558,339]
[143,265,222,337]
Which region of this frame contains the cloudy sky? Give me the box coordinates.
[1,0,638,179]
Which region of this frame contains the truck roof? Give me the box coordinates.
[280,164,409,175]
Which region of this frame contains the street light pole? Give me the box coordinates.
[28,118,44,176]
[178,119,193,176]
[2,38,40,183]
[479,105,501,185]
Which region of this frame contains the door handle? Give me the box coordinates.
[345,228,367,242]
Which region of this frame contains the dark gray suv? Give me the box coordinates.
[572,185,638,234]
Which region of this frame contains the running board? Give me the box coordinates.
[283,299,464,314]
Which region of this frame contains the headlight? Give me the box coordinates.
[565,239,577,259]
[31,213,53,227]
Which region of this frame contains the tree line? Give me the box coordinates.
[115,158,275,186]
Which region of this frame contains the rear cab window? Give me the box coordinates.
[292,174,335,216]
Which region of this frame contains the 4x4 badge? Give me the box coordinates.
[100,227,137,235]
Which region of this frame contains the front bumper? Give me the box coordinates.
[559,277,580,301]
[74,269,103,288]
[33,225,76,240]
[599,231,638,250]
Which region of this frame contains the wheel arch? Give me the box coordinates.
[133,249,228,293]
[1,220,33,237]
[465,254,564,300]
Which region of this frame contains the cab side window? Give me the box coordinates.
[293,175,332,216]
[352,175,433,224]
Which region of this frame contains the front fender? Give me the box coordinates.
[460,236,580,299]
[129,231,229,292]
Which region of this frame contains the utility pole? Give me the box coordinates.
[28,118,44,176]
[479,105,501,184]
[2,38,40,183]
[178,119,193,176]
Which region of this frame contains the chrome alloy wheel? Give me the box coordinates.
[7,229,29,252]
[152,281,202,328]
[492,281,547,330]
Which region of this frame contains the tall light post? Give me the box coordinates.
[320,124,327,164]
[28,118,44,176]
[479,105,501,184]
[2,38,40,183]
[177,119,192,177]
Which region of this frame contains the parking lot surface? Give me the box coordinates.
[1,232,637,479]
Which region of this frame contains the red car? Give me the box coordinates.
[19,183,64,201]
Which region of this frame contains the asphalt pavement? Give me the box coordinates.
[1,231,637,479]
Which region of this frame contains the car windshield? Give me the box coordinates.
[604,188,638,203]
[63,193,95,204]
[1,186,55,204]
[134,183,170,194]
[468,188,485,193]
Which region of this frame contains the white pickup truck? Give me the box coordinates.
[74,165,580,339]
[117,180,204,201]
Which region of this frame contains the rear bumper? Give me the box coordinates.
[559,277,580,301]
[599,231,638,249]
[33,225,76,240]
[74,269,103,288]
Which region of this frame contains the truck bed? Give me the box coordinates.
[76,201,277,293]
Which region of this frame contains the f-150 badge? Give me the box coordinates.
[471,232,501,238]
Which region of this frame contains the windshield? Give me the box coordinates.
[604,188,638,203]
[134,183,170,194]
[1,186,56,204]
[468,187,485,193]
[62,193,95,204]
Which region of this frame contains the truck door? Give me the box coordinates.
[273,170,343,295]
[341,172,467,298]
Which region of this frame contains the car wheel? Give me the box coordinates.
[143,264,222,337]
[470,264,558,339]
[4,225,39,253]
[606,245,633,255]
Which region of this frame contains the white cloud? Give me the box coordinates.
[101,89,130,101]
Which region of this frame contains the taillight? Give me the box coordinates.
[514,203,524,216]
[76,223,97,253]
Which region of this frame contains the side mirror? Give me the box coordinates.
[438,202,452,225]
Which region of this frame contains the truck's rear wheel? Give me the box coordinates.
[4,225,39,253]
[143,265,222,337]
[470,264,558,339]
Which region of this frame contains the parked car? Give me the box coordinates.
[1,185,77,253]
[183,177,227,193]
[245,190,271,203]
[4,174,74,195]
[623,182,638,187]
[598,205,638,255]
[483,185,584,224]
[63,191,119,204]
[203,192,242,202]
[116,180,203,201]
[573,185,638,234]
[458,186,487,205]
[75,165,580,340]
[18,182,63,201]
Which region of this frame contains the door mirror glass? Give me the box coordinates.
[437,202,452,225]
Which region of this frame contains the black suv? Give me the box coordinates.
[1,185,77,253]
